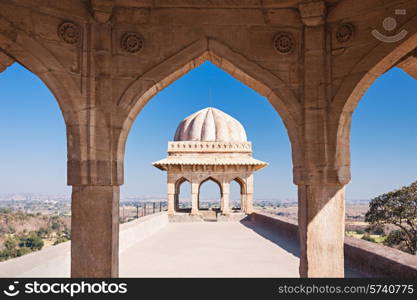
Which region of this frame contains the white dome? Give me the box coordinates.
[174,107,247,142]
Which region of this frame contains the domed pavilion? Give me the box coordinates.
[153,107,267,217]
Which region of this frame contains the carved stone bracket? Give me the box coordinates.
[298,1,327,26]
[90,0,115,23]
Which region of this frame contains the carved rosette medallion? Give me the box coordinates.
[336,23,355,43]
[58,22,80,44]
[273,32,295,54]
[121,32,144,53]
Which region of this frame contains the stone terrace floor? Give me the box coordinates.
[0,219,362,277]
[120,221,360,277]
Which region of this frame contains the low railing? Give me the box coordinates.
[119,202,167,224]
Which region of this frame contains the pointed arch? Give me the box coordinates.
[198,176,223,195]
[174,176,191,194]
[0,15,87,185]
[233,177,246,194]
[116,38,302,175]
[331,31,417,182]
[0,17,81,126]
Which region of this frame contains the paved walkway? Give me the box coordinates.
[120,221,300,277]
[1,218,361,277]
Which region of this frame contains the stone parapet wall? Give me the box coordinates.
[0,212,169,277]
[251,211,417,278]
[119,212,169,252]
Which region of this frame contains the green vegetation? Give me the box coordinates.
[361,233,376,243]
[346,230,387,244]
[0,210,71,261]
[365,181,417,255]
[0,233,44,261]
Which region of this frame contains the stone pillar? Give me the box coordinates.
[241,193,246,212]
[167,181,175,215]
[296,1,346,278]
[221,182,230,215]
[245,193,253,214]
[298,184,345,277]
[191,182,199,215]
[174,194,179,211]
[167,193,175,215]
[71,185,119,278]
[246,175,254,214]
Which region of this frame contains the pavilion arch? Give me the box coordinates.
[198,177,223,210]
[115,38,303,178]
[174,177,191,195]
[232,177,246,210]
[174,177,191,212]
[198,176,223,196]
[233,177,246,194]
[331,30,417,180]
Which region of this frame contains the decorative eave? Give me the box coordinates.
[152,156,268,171]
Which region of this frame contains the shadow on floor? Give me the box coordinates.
[240,219,300,257]
[240,219,364,278]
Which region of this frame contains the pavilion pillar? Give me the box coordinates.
[246,175,254,214]
[167,193,175,215]
[241,193,246,212]
[245,193,253,214]
[191,182,199,215]
[298,184,345,277]
[71,185,119,278]
[221,182,230,215]
[167,181,175,215]
[174,194,179,211]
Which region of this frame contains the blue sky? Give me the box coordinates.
[0,62,416,201]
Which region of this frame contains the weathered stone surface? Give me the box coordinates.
[71,185,119,278]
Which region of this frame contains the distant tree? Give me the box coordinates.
[361,233,376,243]
[16,247,31,257]
[385,230,406,247]
[4,236,18,251]
[53,236,69,245]
[7,226,16,234]
[51,222,60,231]
[19,233,44,251]
[36,227,50,238]
[365,181,417,254]
[365,224,385,235]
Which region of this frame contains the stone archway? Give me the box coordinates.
[115,38,303,177]
[174,177,191,212]
[198,177,223,211]
[233,177,246,212]
[332,32,417,182]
